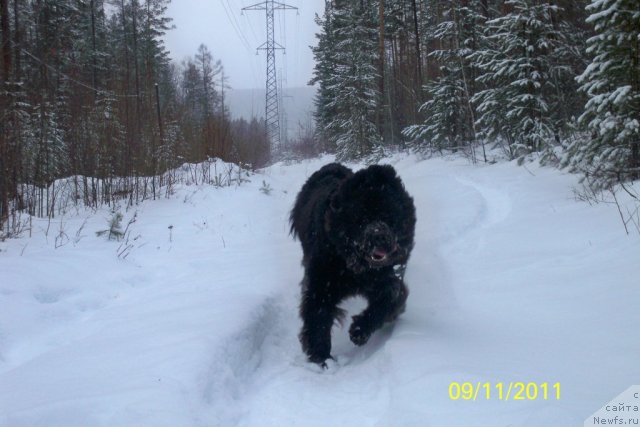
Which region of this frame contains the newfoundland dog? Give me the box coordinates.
[290,163,416,367]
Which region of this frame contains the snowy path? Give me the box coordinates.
[1,155,639,426]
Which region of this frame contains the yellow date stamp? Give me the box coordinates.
[448,382,561,401]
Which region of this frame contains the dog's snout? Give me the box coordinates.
[364,221,397,263]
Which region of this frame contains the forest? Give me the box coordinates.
[311,0,639,187]
[0,0,268,235]
[1,0,639,237]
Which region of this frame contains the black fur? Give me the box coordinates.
[290,163,416,367]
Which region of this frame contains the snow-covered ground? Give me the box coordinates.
[0,155,638,427]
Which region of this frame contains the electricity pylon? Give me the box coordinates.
[242,0,297,154]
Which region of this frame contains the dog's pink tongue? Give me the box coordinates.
[372,248,387,261]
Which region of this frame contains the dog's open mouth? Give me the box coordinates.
[369,244,400,265]
[371,248,389,262]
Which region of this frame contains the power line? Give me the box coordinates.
[239,1,264,89]
[240,1,261,46]
[221,0,253,53]
[20,47,142,99]
[242,0,297,154]
[294,2,301,87]
[225,0,255,51]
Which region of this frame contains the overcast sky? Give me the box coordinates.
[163,0,326,90]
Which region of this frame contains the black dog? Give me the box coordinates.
[290,163,416,367]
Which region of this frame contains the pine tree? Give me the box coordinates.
[309,6,339,153]
[543,1,590,145]
[314,1,382,162]
[195,44,223,158]
[564,0,640,188]
[470,1,570,160]
[403,1,485,156]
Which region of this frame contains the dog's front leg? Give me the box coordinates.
[349,277,408,346]
[298,275,339,367]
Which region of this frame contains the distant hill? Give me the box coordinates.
[225,86,317,138]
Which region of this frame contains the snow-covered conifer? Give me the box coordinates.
[311,1,382,161]
[309,7,339,153]
[403,2,485,155]
[471,1,569,159]
[564,0,640,188]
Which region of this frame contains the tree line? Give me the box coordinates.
[311,0,639,190]
[2,0,638,236]
[0,0,269,236]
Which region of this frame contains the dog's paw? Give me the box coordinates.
[319,356,338,370]
[308,353,335,369]
[309,355,336,371]
[349,319,372,346]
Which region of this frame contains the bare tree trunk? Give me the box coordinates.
[452,5,485,163]
[220,70,229,159]
[1,0,12,228]
[12,0,18,79]
[120,0,131,183]
[90,0,98,102]
[131,0,141,201]
[11,0,20,219]
[411,0,422,93]
[1,0,9,80]
[131,0,141,118]
[154,82,163,199]
[377,0,385,137]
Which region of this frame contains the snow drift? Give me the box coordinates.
[0,154,638,427]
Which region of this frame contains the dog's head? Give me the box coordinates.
[325,165,416,273]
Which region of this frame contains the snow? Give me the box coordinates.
[1,154,639,427]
